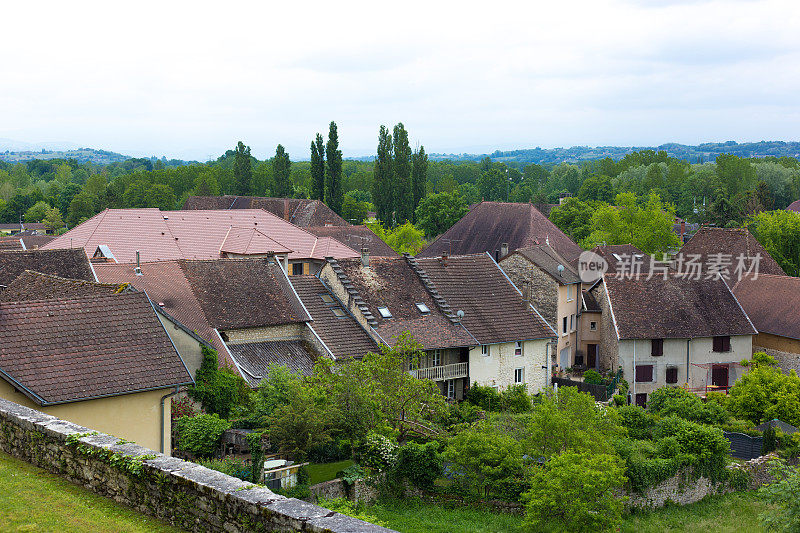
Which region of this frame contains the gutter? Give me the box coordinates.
[160,386,180,454]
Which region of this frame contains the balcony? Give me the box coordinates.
[410,362,469,381]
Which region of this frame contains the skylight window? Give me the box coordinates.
[320,294,334,304]
[331,307,346,318]
[377,306,393,319]
[415,303,430,314]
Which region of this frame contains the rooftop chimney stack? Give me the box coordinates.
[500,242,509,258]
[522,280,531,302]
[441,252,448,267]
[361,247,370,268]
[680,220,686,243]
[134,250,142,275]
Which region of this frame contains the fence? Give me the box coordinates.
[724,431,764,460]
[552,377,611,401]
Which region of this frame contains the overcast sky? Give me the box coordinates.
[2,0,799,161]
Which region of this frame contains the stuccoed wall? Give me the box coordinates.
[0,398,392,533]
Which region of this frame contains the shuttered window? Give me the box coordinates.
[635,364,654,383]
[666,367,678,384]
[651,339,664,357]
[713,336,731,353]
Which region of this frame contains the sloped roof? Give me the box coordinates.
[0,234,54,252]
[416,253,556,344]
[227,340,317,387]
[733,274,800,340]
[419,201,582,265]
[41,208,359,263]
[0,271,125,302]
[0,291,192,405]
[290,275,379,360]
[183,196,350,227]
[602,274,756,340]
[0,248,94,286]
[786,200,800,213]
[0,236,23,251]
[332,257,475,350]
[307,225,399,257]
[680,227,786,279]
[506,244,580,284]
[219,227,293,255]
[592,244,655,275]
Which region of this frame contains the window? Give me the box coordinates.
[432,349,442,366]
[377,306,392,319]
[635,364,654,383]
[481,345,489,356]
[590,321,597,331]
[651,339,664,357]
[319,294,334,304]
[514,367,525,384]
[415,303,430,314]
[567,285,573,301]
[447,379,455,399]
[331,307,345,318]
[291,262,303,275]
[570,314,575,331]
[666,366,679,384]
[514,341,523,356]
[563,316,568,334]
[713,336,731,353]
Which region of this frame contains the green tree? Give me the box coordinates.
[522,452,627,533]
[549,197,602,243]
[392,123,413,223]
[373,125,394,224]
[728,354,800,427]
[188,346,250,419]
[414,191,468,238]
[749,210,800,276]
[716,154,756,198]
[342,194,369,224]
[310,133,325,201]
[192,170,220,196]
[233,141,253,196]
[577,175,614,202]
[443,426,524,498]
[147,183,176,210]
[24,201,50,223]
[272,144,292,197]
[411,146,428,221]
[67,192,97,226]
[759,460,800,533]
[478,168,507,201]
[325,122,343,214]
[42,207,64,232]
[123,179,150,208]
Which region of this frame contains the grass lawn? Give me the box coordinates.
[361,491,773,533]
[307,459,354,485]
[0,451,184,533]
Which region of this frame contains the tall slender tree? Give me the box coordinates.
[272,144,292,197]
[373,125,393,224]
[233,141,252,196]
[411,145,428,222]
[325,121,343,214]
[392,123,413,224]
[310,133,325,201]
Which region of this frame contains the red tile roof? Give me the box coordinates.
[733,274,800,340]
[42,208,359,264]
[307,225,399,257]
[0,291,192,405]
[183,196,350,227]
[0,248,95,287]
[219,227,293,255]
[419,201,582,265]
[786,200,800,213]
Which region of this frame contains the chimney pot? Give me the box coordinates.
[361,247,370,268]
[441,252,448,267]
[500,242,509,258]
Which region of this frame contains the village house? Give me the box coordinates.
[0,248,95,287]
[183,195,350,227]
[679,226,786,281]
[588,273,756,407]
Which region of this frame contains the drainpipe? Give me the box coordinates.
[160,386,181,454]
[686,339,691,387]
[632,339,636,402]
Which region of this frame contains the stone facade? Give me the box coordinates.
[0,398,391,533]
[225,323,306,343]
[754,333,800,374]
[500,254,559,326]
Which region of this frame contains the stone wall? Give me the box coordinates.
[754,344,800,375]
[309,477,381,505]
[0,398,391,533]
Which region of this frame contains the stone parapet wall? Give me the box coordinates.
[754,345,800,375]
[0,398,391,533]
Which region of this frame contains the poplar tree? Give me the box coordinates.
[272,144,292,197]
[411,145,428,222]
[310,133,325,201]
[373,125,393,224]
[325,121,343,214]
[392,123,413,224]
[233,141,252,196]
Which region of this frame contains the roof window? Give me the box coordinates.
[331,307,346,318]
[320,294,334,304]
[415,303,430,314]
[377,306,393,319]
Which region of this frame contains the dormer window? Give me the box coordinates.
[378,306,392,319]
[415,303,430,314]
[320,294,334,304]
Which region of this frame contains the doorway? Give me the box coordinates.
[587,344,598,369]
[711,364,729,390]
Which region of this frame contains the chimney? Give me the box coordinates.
[522,280,531,302]
[680,220,686,243]
[361,247,370,268]
[441,252,448,267]
[500,242,509,258]
[134,250,142,275]
[284,199,291,221]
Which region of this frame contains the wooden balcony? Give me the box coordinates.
[410,362,468,381]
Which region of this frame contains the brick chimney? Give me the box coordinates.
[680,220,686,243]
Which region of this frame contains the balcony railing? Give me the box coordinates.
[410,362,468,381]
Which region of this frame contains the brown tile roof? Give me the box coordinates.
[183,196,350,227]
[0,248,95,287]
[416,253,556,344]
[0,291,192,405]
[592,244,655,275]
[307,225,399,257]
[42,208,359,263]
[419,201,583,265]
[331,257,475,349]
[786,200,800,213]
[227,340,317,386]
[290,275,379,360]
[602,274,756,340]
[507,244,581,284]
[733,274,800,340]
[0,271,126,302]
[0,236,23,251]
[680,227,786,279]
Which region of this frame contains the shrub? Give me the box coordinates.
[171,395,198,422]
[392,441,442,490]
[307,440,351,464]
[197,457,249,480]
[618,379,629,396]
[653,416,730,482]
[758,459,800,532]
[500,384,532,413]
[188,346,250,418]
[338,464,368,487]
[523,452,627,532]
[174,414,231,457]
[612,394,626,407]
[317,498,389,528]
[583,369,605,385]
[353,433,398,472]
[614,437,693,493]
[647,386,729,425]
[617,405,656,440]
[466,383,501,411]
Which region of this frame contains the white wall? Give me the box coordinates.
[469,339,548,393]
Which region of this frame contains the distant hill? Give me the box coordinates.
[0,147,132,165]
[429,141,800,165]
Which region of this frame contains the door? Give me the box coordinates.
[559,347,569,369]
[711,364,729,390]
[587,344,598,369]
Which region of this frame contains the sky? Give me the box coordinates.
[2,0,800,161]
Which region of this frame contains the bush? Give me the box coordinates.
[758,459,800,532]
[392,441,442,490]
[583,369,605,385]
[307,440,351,464]
[647,387,729,425]
[338,464,368,487]
[653,416,730,482]
[612,394,626,407]
[466,383,501,411]
[618,379,629,396]
[500,384,532,413]
[188,346,251,418]
[317,498,389,528]
[353,433,398,472]
[197,457,249,480]
[171,395,198,422]
[174,414,231,457]
[617,405,656,440]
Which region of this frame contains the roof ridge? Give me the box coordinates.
[403,253,460,324]
[79,208,110,250]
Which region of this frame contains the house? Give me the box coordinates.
[415,253,555,394]
[679,227,786,281]
[0,248,95,287]
[41,208,359,275]
[307,225,399,257]
[418,201,583,265]
[591,244,655,277]
[732,274,800,374]
[0,289,192,453]
[589,274,756,407]
[499,244,580,370]
[0,222,46,235]
[0,233,54,251]
[182,196,349,227]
